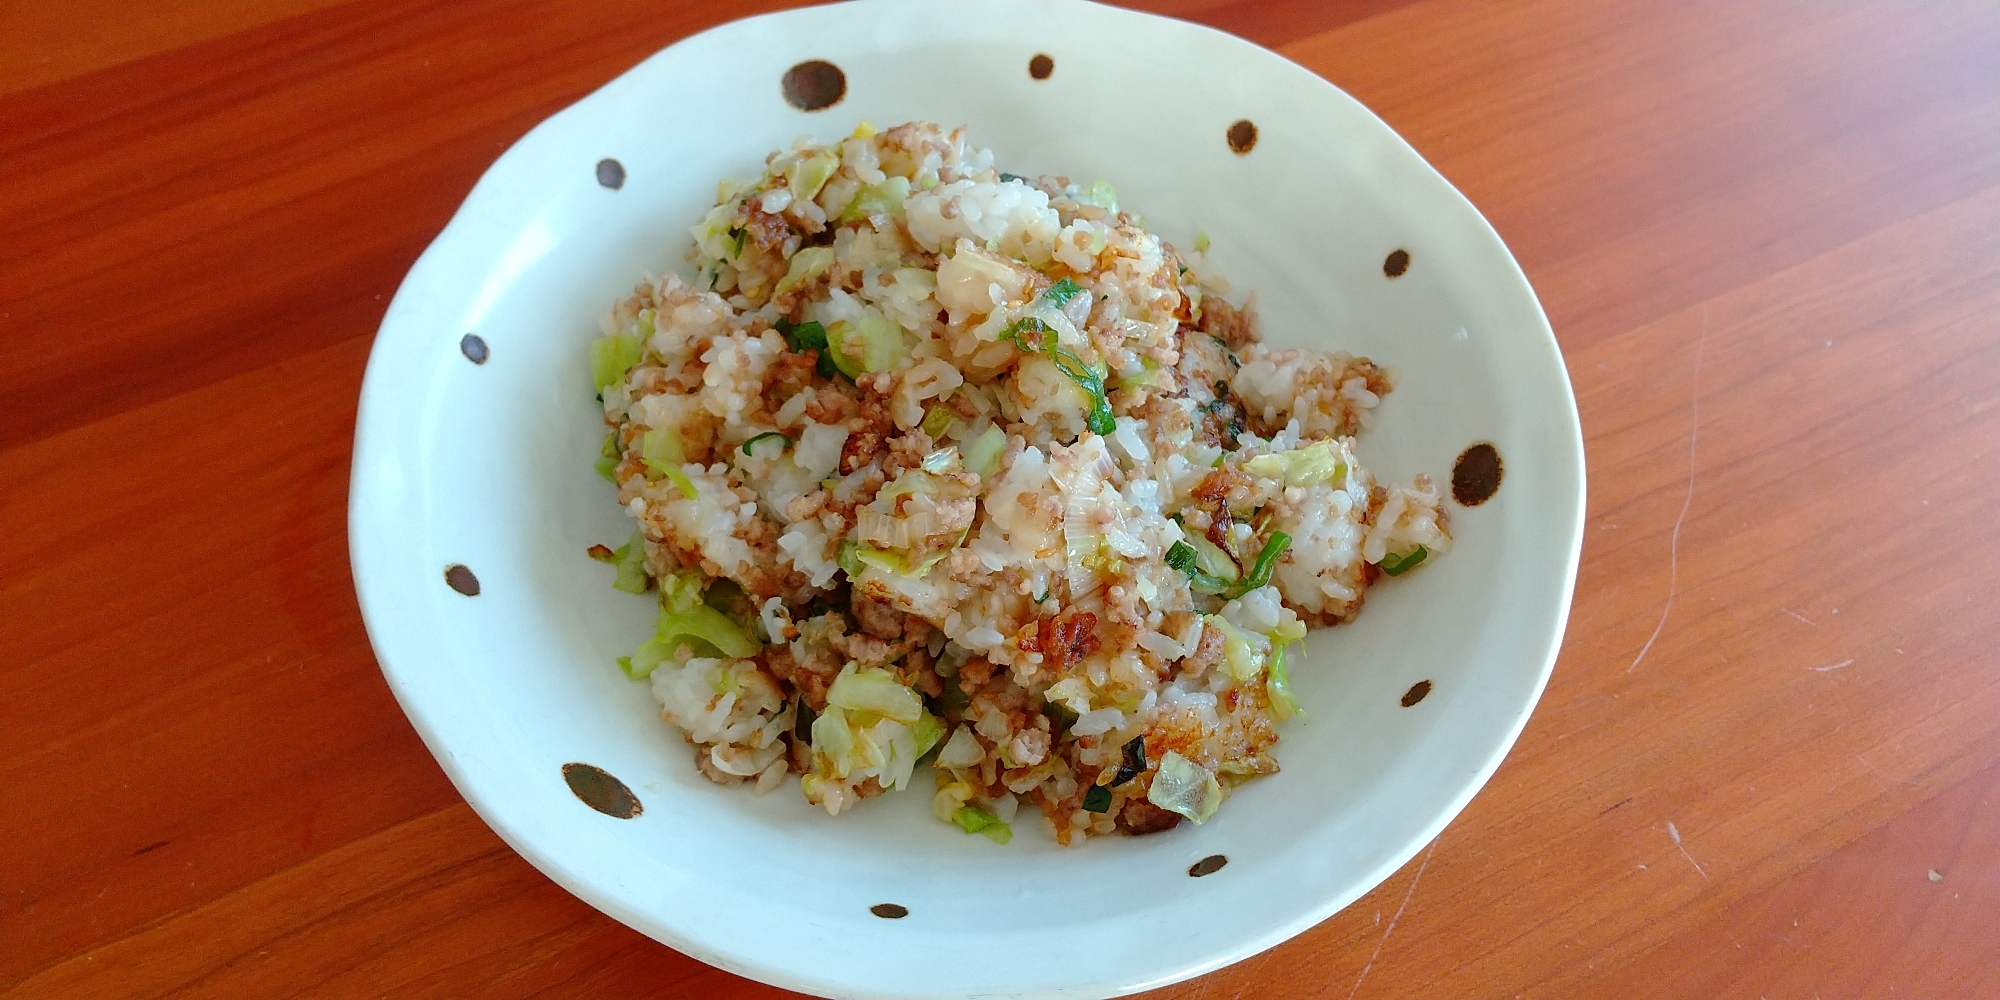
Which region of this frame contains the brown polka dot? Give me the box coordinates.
[1384,248,1410,277]
[1452,442,1503,506]
[1188,854,1228,877]
[444,564,480,596]
[870,903,909,919]
[1226,119,1257,154]
[1401,680,1432,708]
[782,60,845,111]
[460,333,488,364]
[595,158,624,190]
[562,762,642,819]
[1028,53,1054,80]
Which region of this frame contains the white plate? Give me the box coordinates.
[348,2,1584,997]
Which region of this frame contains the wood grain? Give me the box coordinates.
[2,1,1995,998]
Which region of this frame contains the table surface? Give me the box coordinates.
[4,1,1996,997]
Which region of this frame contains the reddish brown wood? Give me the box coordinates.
[2,1,1995,998]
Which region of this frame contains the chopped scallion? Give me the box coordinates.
[1110,735,1147,787]
[1165,541,1233,593]
[1043,277,1083,308]
[1082,784,1113,813]
[999,316,1116,436]
[740,431,791,456]
[1378,545,1428,576]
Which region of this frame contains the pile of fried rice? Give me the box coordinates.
[585,121,1449,845]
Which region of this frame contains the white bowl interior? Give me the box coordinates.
[349,3,1583,998]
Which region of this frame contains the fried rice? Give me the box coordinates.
[584,121,1450,845]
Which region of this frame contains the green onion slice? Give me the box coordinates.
[1377,545,1428,576]
[740,431,791,456]
[1110,735,1147,787]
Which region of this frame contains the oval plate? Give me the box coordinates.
[348,2,1585,997]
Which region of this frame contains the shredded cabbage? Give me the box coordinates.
[951,805,1014,844]
[1243,442,1345,487]
[841,175,911,222]
[827,312,907,376]
[1043,677,1093,715]
[786,149,840,203]
[658,571,705,614]
[609,529,650,594]
[809,680,940,793]
[660,466,697,500]
[1204,614,1269,683]
[827,665,924,724]
[641,427,683,474]
[596,429,621,481]
[919,403,955,439]
[936,725,982,769]
[773,246,835,296]
[963,425,1007,480]
[1148,750,1222,824]
[1266,642,1303,722]
[590,332,644,392]
[1080,180,1118,213]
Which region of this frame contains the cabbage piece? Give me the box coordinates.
[951,805,1014,844]
[919,446,959,474]
[590,332,644,392]
[641,427,683,472]
[811,704,858,776]
[658,571,705,614]
[596,428,621,482]
[1043,677,1092,715]
[1184,533,1239,582]
[827,665,924,724]
[919,403,956,440]
[1079,180,1118,213]
[841,175,911,222]
[810,694,939,792]
[1266,642,1304,722]
[963,425,1007,480]
[786,149,840,203]
[773,246,835,296]
[1203,614,1268,683]
[623,603,762,679]
[853,544,953,578]
[935,725,983,769]
[912,711,945,760]
[609,528,650,594]
[827,312,907,376]
[1148,750,1222,824]
[640,431,697,500]
[1243,441,1345,487]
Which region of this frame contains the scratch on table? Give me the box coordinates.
[1810,659,1855,672]
[1781,608,1817,626]
[1855,753,1897,787]
[1629,307,1706,673]
[1667,821,1708,881]
[1346,840,1437,1000]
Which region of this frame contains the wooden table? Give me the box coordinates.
[5,1,1995,997]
